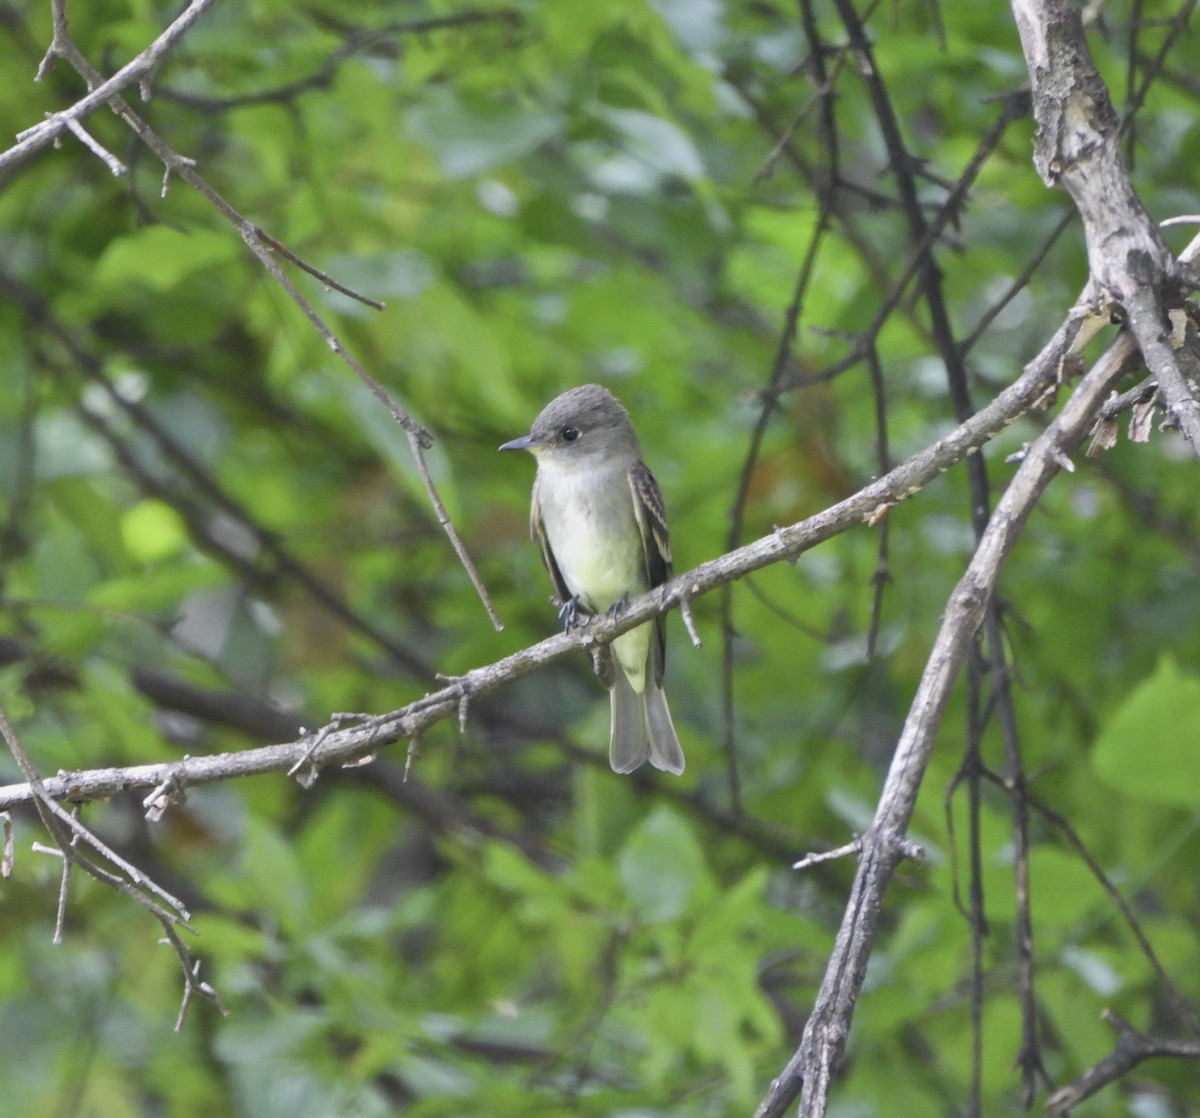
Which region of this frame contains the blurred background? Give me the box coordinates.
[1,1,1199,1114]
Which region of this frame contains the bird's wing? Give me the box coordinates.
[628,461,672,587]
[628,461,671,682]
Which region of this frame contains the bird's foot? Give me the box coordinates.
[605,596,628,618]
[557,596,581,631]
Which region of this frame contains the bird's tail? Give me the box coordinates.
[609,671,685,775]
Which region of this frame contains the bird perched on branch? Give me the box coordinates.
[501,384,684,775]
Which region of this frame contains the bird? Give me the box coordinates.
[500,384,685,775]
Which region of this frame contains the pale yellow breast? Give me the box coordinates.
[537,459,646,613]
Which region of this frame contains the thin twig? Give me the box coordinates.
[173,955,226,1032]
[793,839,861,870]
[155,11,522,113]
[676,592,703,651]
[1023,788,1200,1035]
[720,125,837,813]
[62,116,126,174]
[252,225,384,311]
[1045,1010,1200,1114]
[0,707,191,920]
[863,342,891,659]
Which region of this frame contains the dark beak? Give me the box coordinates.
[499,433,540,452]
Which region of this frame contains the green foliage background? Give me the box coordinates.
[1,1,1199,1115]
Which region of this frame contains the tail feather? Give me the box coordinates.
[608,671,684,775]
[643,680,684,774]
[609,670,650,774]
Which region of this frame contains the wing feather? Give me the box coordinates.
[628,461,671,683]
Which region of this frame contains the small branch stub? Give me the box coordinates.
[403,734,421,782]
[435,674,474,734]
[1,811,12,877]
[794,838,862,870]
[143,764,188,822]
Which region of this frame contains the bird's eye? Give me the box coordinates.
[561,426,580,442]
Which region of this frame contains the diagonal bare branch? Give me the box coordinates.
[3,0,218,173]
[756,314,1140,1118]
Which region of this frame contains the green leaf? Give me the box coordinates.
[1092,657,1200,806]
[599,107,706,182]
[207,817,310,933]
[617,805,709,923]
[93,225,237,293]
[120,498,189,563]
[405,91,563,179]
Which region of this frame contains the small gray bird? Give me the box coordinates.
[500,384,685,775]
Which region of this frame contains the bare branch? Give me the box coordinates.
[5,0,219,173]
[172,954,227,1033]
[2,708,191,920]
[0,700,223,1023]
[1046,1010,1200,1114]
